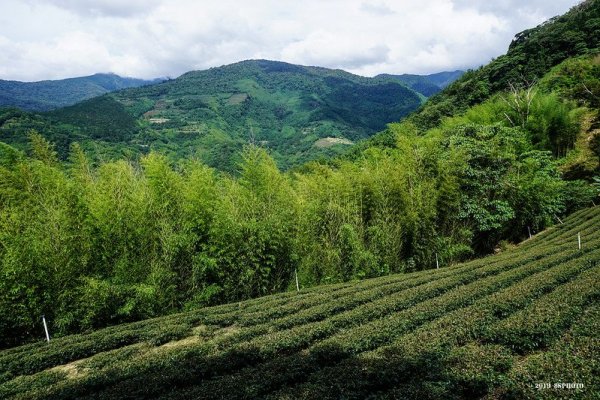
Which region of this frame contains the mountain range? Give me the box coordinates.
[0,63,463,170]
[378,70,464,97]
[0,73,163,111]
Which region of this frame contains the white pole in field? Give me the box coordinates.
[527,226,532,239]
[435,253,439,269]
[295,268,299,292]
[42,315,50,342]
[578,232,581,250]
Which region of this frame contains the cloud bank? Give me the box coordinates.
[0,0,582,81]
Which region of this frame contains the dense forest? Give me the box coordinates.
[0,0,599,348]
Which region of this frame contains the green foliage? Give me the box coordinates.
[0,107,90,159]
[525,93,583,156]
[505,151,566,236]
[0,141,23,167]
[204,146,300,301]
[47,96,138,142]
[539,55,600,108]
[0,74,591,344]
[28,130,58,165]
[0,151,89,347]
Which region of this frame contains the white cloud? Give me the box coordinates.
[360,1,396,16]
[281,32,391,69]
[0,0,583,81]
[27,0,162,17]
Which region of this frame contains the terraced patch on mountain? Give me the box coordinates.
[1,207,599,399]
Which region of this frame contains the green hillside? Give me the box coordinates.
[1,207,598,399]
[0,60,425,171]
[0,73,161,112]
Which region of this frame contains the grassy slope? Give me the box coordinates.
[1,207,599,399]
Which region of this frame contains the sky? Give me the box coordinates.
[0,0,583,82]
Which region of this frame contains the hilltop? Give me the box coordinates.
[0,73,162,111]
[0,207,598,399]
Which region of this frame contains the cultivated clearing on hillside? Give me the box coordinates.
[1,207,599,399]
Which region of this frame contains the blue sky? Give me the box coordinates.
[0,0,583,81]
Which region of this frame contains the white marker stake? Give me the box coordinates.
[435,253,439,269]
[295,269,299,292]
[578,232,581,250]
[528,226,532,239]
[42,315,50,342]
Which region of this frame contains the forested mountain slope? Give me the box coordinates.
[0,73,161,112]
[1,207,598,399]
[0,60,426,171]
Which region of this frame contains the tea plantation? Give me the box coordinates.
[1,207,599,399]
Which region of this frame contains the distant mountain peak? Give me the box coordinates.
[375,70,465,97]
[0,73,163,111]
